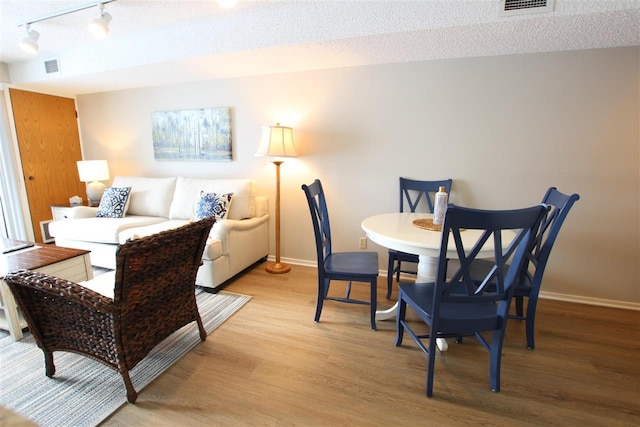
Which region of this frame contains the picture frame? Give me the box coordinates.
[151,107,232,161]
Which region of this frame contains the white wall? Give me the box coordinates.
[76,46,639,306]
[0,63,9,83]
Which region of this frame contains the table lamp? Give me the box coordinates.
[77,160,110,206]
[255,123,297,274]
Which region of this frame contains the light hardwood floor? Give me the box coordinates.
[98,264,640,426]
[3,264,639,426]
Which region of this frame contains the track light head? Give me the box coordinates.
[89,10,112,39]
[218,0,239,8]
[20,25,40,54]
[18,1,115,53]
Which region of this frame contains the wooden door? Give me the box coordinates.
[9,89,86,243]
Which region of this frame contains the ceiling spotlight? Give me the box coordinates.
[20,24,40,54]
[218,0,238,8]
[89,4,112,39]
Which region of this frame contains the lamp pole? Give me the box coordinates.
[266,160,291,274]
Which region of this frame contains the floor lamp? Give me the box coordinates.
[256,123,297,274]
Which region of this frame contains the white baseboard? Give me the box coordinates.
[276,256,640,312]
[538,291,640,311]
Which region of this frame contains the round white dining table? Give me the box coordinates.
[361,212,509,351]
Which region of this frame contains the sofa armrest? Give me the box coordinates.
[66,206,99,219]
[210,215,269,238]
[255,196,268,218]
[210,215,269,254]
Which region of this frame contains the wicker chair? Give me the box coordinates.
[4,216,215,403]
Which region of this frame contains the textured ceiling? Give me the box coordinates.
[0,0,639,96]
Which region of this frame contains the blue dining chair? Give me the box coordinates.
[302,179,380,330]
[468,187,580,349]
[395,204,547,397]
[387,178,452,299]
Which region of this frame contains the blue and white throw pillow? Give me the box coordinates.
[194,192,233,221]
[97,186,132,218]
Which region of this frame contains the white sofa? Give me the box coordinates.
[49,176,269,290]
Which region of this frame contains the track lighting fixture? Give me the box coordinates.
[89,4,112,38]
[20,24,40,54]
[18,1,116,53]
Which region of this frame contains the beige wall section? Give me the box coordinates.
[76,46,639,306]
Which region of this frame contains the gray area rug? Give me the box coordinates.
[0,289,250,426]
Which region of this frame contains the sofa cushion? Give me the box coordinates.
[49,216,167,244]
[169,177,255,221]
[80,271,116,299]
[194,192,233,221]
[97,187,131,218]
[111,176,176,218]
[118,220,190,244]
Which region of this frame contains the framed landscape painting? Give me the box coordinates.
[151,107,232,161]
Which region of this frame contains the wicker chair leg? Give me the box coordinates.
[120,369,138,403]
[196,316,207,341]
[44,351,55,378]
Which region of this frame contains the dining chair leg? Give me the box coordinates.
[489,329,506,392]
[525,298,539,349]
[314,279,326,322]
[395,296,406,346]
[370,278,377,330]
[515,296,524,317]
[426,334,438,397]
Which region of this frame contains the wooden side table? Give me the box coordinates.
[0,239,93,340]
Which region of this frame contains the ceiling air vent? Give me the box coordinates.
[44,58,60,75]
[500,0,554,16]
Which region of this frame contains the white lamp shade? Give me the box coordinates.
[77,160,110,182]
[255,124,297,158]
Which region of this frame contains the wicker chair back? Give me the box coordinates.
[4,216,216,403]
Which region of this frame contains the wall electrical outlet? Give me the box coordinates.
[359,237,367,249]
